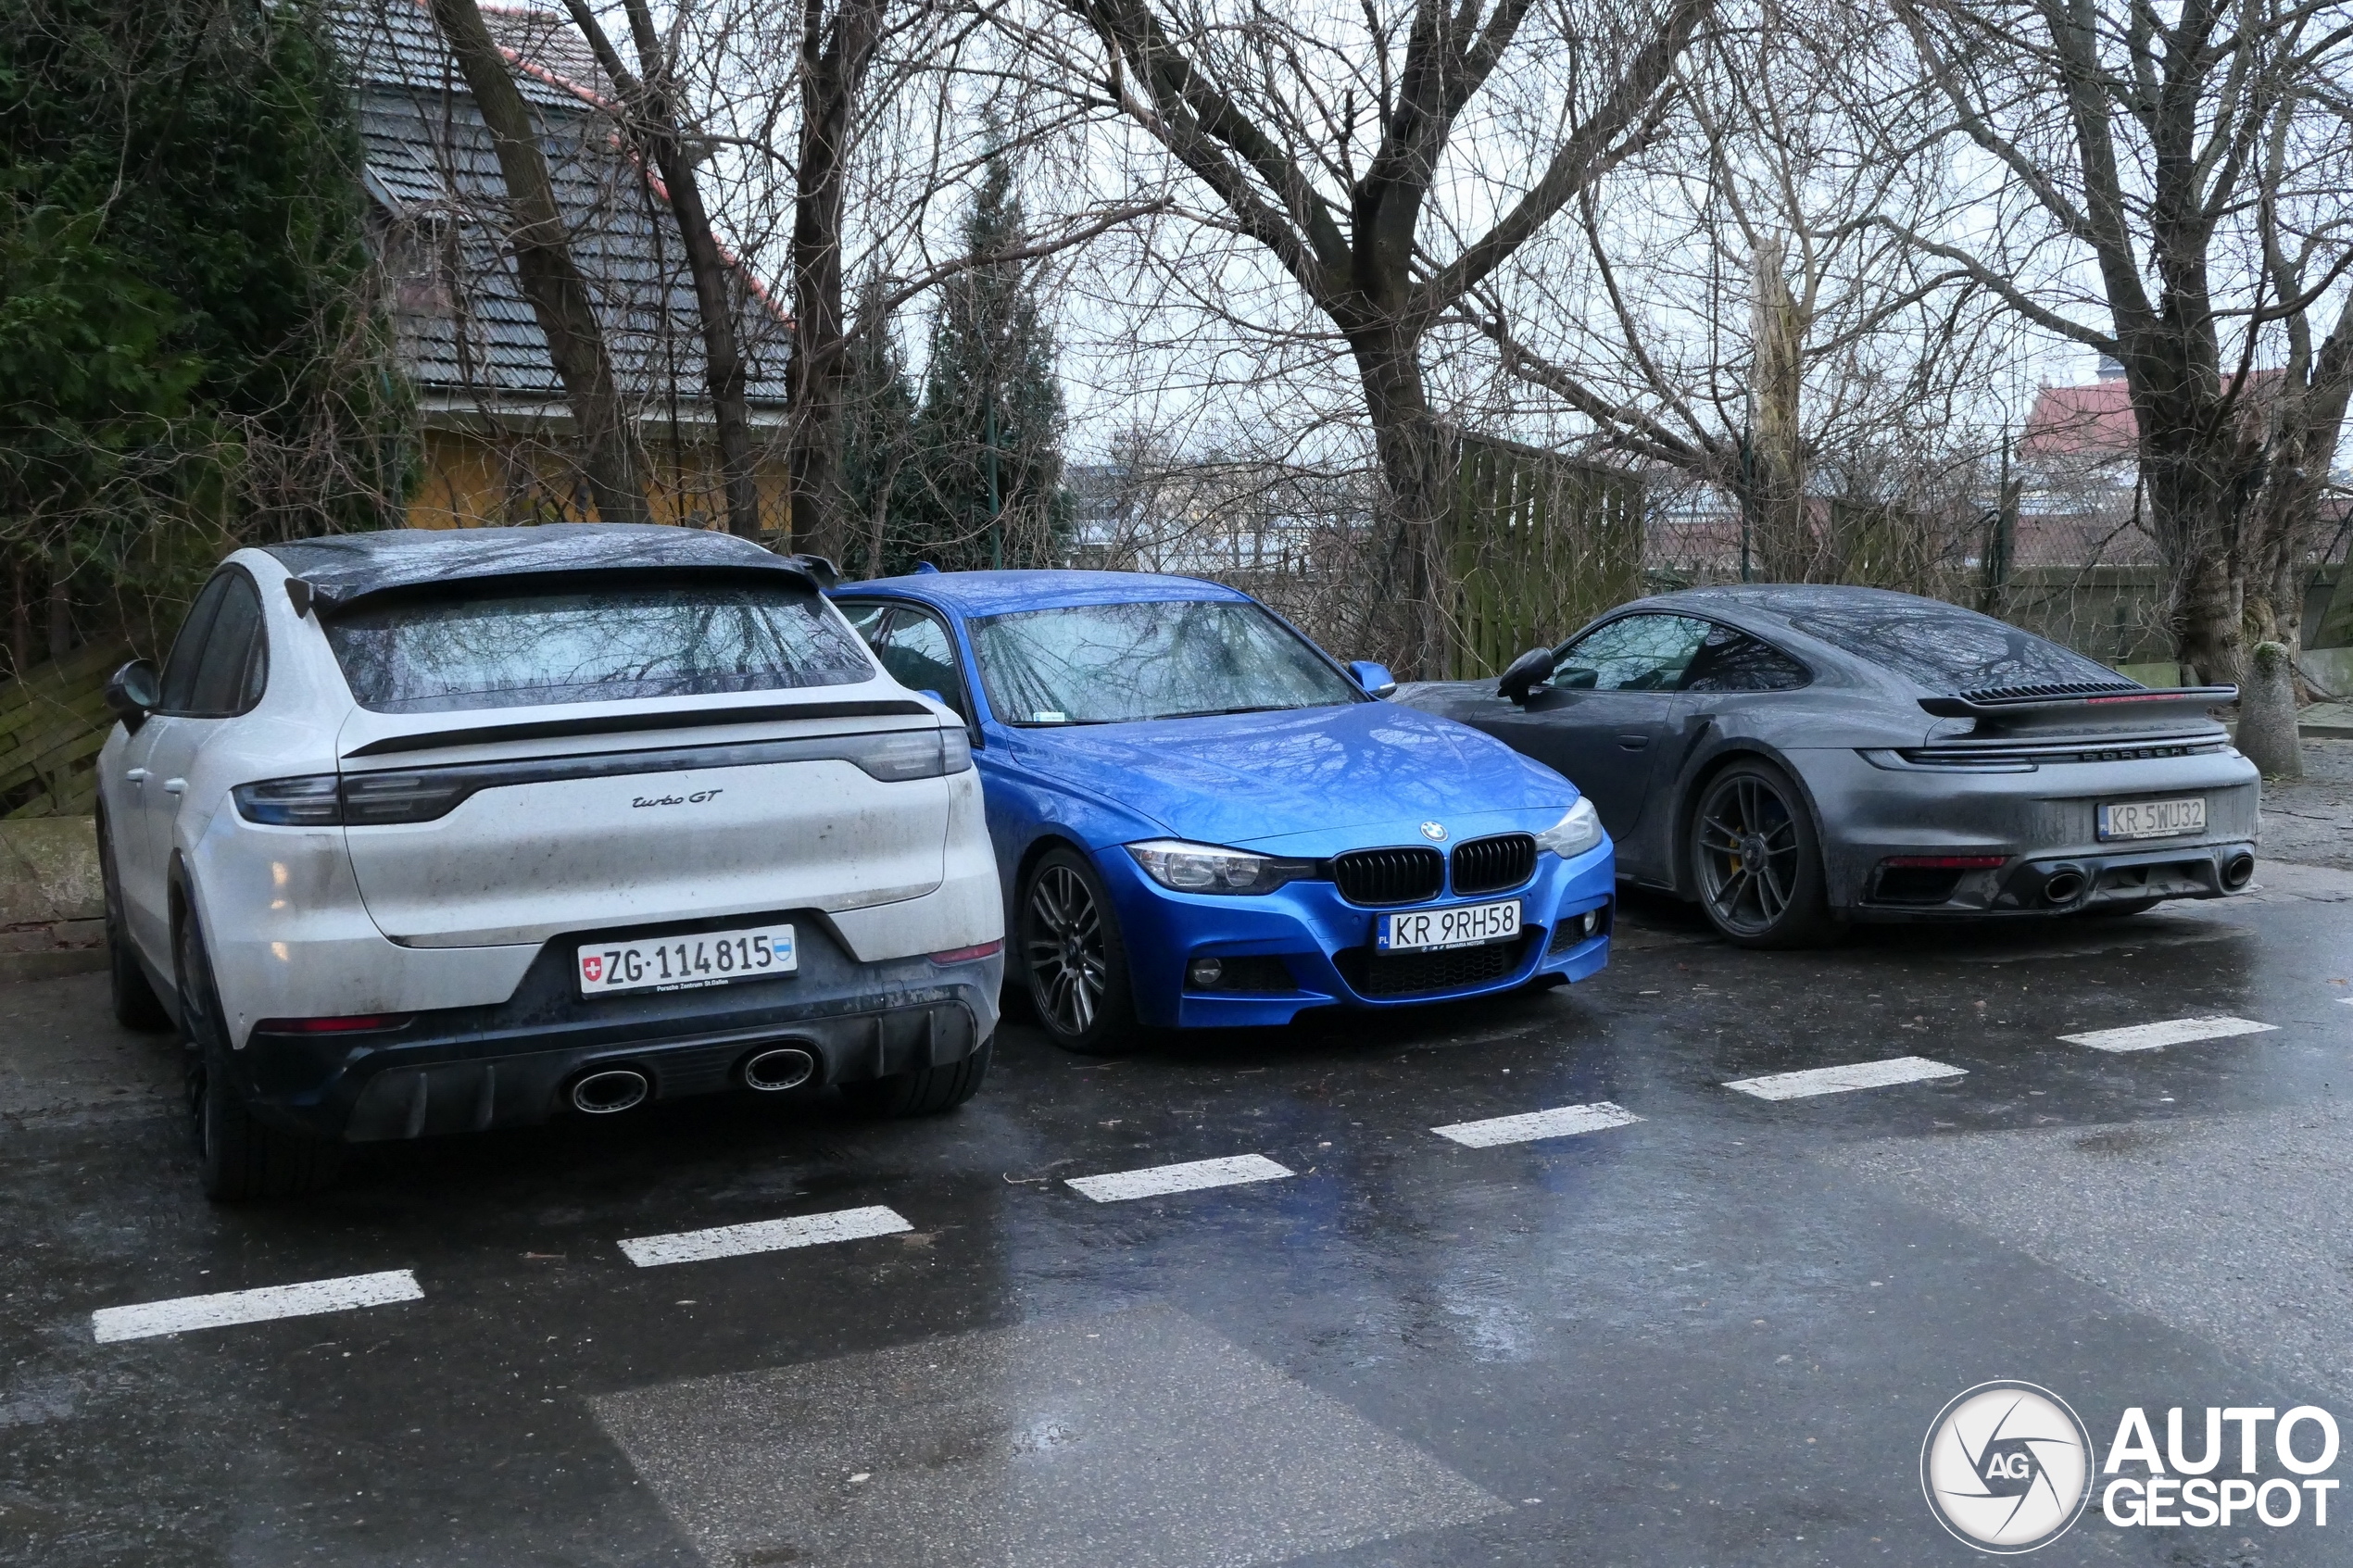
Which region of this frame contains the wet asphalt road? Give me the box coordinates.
[6,866,2353,1568]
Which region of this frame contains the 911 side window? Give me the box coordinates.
[1553,614,1714,691]
[1682,624,1810,692]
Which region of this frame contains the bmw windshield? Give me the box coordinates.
[966,598,1362,725]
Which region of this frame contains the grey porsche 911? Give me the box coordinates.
[1394,584,2259,947]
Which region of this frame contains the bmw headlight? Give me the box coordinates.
[1535,797,1604,860]
[1126,839,1316,896]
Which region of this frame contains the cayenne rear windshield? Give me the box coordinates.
[1771,598,2124,693]
[323,579,875,713]
[966,598,1360,724]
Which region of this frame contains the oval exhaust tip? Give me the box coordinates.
[2221,852,2255,890]
[572,1067,649,1114]
[2041,869,2086,905]
[743,1046,817,1092]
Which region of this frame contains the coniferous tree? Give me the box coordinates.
[903,144,1071,570]
[837,272,924,578]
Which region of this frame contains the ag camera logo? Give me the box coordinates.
[1921,1381,2094,1552]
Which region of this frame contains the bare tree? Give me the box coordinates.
[1013,0,1711,671]
[425,0,648,523]
[561,0,764,536]
[786,0,890,560]
[1441,0,2005,585]
[1876,0,2353,684]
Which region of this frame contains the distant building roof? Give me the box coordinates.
[2020,377,2136,464]
[327,1,789,423]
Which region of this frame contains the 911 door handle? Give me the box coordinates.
[124,768,149,784]
[1616,734,1650,751]
[161,778,186,796]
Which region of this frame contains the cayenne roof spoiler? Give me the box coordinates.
[1918,685,2236,719]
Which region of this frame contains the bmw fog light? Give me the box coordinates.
[1536,797,1604,859]
[1582,909,1599,935]
[1187,957,1226,987]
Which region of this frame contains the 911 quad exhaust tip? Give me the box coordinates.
[569,1066,650,1114]
[741,1046,818,1093]
[2039,867,2087,905]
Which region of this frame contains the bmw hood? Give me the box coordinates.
[1016,701,1579,850]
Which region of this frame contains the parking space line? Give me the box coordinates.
[2057,1015,2277,1053]
[1724,1057,1966,1101]
[91,1269,423,1344]
[618,1206,912,1267]
[1432,1102,1641,1148]
[1067,1153,1293,1202]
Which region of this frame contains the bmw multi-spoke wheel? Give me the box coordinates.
[1690,759,1834,948]
[1019,847,1136,1054]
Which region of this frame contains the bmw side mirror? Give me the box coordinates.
[1348,660,1397,698]
[105,659,160,732]
[1496,646,1554,705]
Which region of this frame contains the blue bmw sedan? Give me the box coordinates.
[833,571,1614,1052]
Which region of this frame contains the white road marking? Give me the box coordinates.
[1066,1153,1293,1203]
[618,1206,912,1267]
[2057,1015,2278,1053]
[91,1269,422,1344]
[1432,1102,1642,1148]
[1724,1056,1967,1101]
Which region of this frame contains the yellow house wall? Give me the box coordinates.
[407,428,793,537]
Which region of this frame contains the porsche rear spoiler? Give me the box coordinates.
[1918,685,2236,721]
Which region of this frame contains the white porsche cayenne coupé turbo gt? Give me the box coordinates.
[97,526,1003,1200]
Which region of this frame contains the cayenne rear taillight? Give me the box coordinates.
[252,1013,413,1035]
[928,940,1003,964]
[233,772,470,825]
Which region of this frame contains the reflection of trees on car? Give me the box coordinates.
[325,584,874,713]
[966,601,1359,726]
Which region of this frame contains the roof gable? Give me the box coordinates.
[329,1,789,412]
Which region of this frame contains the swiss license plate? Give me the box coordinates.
[2097,797,2206,841]
[577,924,797,997]
[1378,898,1521,953]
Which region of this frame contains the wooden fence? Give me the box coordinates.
[0,641,134,819]
[1445,433,1644,679]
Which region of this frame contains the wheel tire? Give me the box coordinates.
[1017,847,1138,1055]
[99,814,170,1032]
[177,907,340,1201]
[839,1035,994,1118]
[1688,759,1836,949]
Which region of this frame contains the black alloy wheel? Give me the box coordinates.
[1019,847,1136,1054]
[176,903,340,1201]
[98,810,170,1032]
[1689,759,1834,948]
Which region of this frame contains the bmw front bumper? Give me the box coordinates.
[1095,840,1616,1029]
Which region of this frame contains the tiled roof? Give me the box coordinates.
[2019,379,2136,462]
[328,1,789,412]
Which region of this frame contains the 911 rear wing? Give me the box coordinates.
[1918,685,2237,721]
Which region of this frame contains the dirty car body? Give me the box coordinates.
[831,571,1614,1050]
[96,526,1002,1191]
[1395,585,2259,938]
